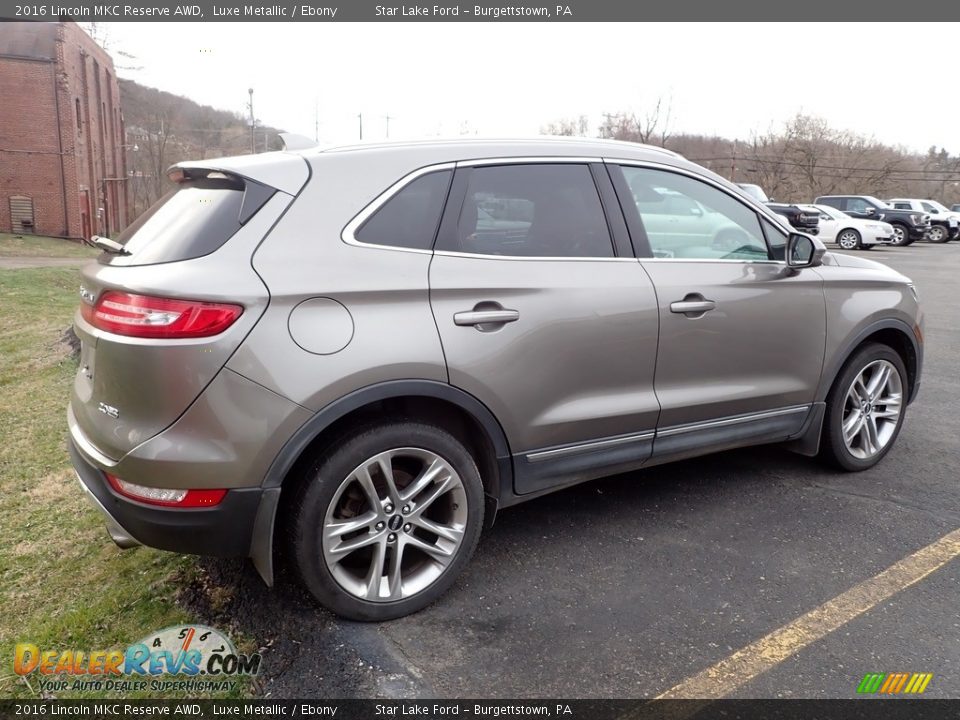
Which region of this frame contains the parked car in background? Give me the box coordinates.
[815,195,930,246]
[736,183,819,235]
[767,202,820,235]
[69,138,923,620]
[886,198,960,243]
[805,204,894,250]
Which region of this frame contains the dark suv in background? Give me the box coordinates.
[815,195,931,246]
[737,183,819,235]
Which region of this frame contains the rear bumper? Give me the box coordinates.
[69,438,262,557]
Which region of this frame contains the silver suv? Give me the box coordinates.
[69,139,924,620]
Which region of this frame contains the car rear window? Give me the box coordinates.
[103,177,253,266]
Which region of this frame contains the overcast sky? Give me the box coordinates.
[92,22,958,154]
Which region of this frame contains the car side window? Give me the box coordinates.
[354,170,452,250]
[761,218,788,261]
[846,198,873,213]
[621,166,769,260]
[444,164,614,258]
[893,202,911,210]
[921,202,937,213]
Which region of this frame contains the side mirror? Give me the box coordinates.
[863,207,876,216]
[786,233,826,269]
[690,206,703,217]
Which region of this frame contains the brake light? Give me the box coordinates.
[106,474,227,508]
[81,291,242,338]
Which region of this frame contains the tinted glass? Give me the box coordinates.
[846,197,875,213]
[761,218,788,261]
[893,202,911,210]
[355,170,452,250]
[622,167,768,260]
[109,178,246,266]
[447,164,613,258]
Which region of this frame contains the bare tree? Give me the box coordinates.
[599,96,673,147]
[540,115,590,137]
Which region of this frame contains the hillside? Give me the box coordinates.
[119,79,286,215]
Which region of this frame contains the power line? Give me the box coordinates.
[689,156,960,176]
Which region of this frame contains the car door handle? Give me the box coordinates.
[454,308,520,327]
[670,295,716,316]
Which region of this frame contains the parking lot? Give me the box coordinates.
[179,241,959,700]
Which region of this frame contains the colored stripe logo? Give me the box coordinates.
[857,672,933,694]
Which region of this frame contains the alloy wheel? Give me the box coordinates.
[927,226,946,242]
[841,360,903,460]
[838,231,859,250]
[892,226,907,245]
[322,448,468,602]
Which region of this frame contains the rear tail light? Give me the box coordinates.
[106,474,226,508]
[81,291,242,339]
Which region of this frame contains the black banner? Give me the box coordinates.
[1,1,959,21]
[1,700,959,720]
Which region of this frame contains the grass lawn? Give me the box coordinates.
[0,266,250,699]
[0,233,99,259]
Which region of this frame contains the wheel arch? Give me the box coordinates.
[249,381,513,585]
[787,319,920,459]
[818,319,921,406]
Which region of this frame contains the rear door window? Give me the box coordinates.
[105,176,264,266]
[437,164,614,258]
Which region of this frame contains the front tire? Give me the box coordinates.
[836,228,862,250]
[287,422,484,621]
[820,343,908,472]
[890,224,911,246]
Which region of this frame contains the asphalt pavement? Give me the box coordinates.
[187,241,960,700]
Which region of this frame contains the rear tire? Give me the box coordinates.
[926,225,949,243]
[820,343,908,472]
[287,421,484,621]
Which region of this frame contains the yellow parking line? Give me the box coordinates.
[656,527,960,700]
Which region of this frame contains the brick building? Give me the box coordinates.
[0,21,128,240]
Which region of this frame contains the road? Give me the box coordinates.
[187,241,960,700]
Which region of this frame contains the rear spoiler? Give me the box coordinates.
[165,167,277,226]
[169,150,310,196]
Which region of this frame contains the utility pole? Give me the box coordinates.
[358,113,363,140]
[247,88,255,154]
[384,113,393,139]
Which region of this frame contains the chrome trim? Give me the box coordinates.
[456,156,602,167]
[526,430,655,463]
[340,162,456,254]
[434,251,637,263]
[655,405,810,438]
[641,258,784,265]
[74,471,141,549]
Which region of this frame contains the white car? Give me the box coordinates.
[887,198,960,243]
[803,204,894,250]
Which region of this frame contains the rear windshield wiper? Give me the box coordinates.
[89,235,131,256]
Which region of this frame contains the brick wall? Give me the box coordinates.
[0,22,128,240]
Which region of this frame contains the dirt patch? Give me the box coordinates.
[26,469,73,502]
